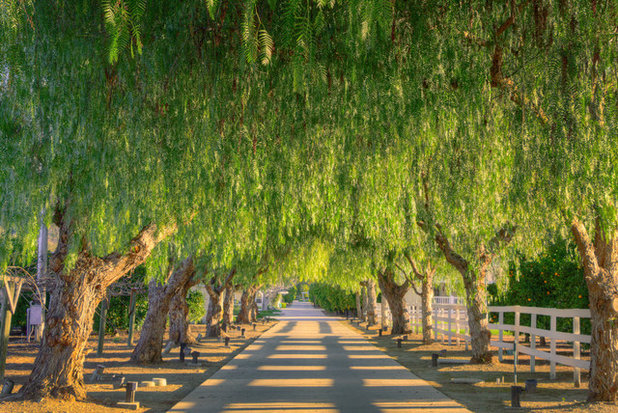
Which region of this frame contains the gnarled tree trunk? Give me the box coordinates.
[432,225,515,364]
[377,269,411,335]
[204,269,236,337]
[360,284,368,322]
[222,284,236,329]
[131,257,196,363]
[571,218,618,402]
[169,277,198,346]
[407,257,435,344]
[20,209,175,400]
[420,271,434,344]
[362,279,378,325]
[238,285,260,324]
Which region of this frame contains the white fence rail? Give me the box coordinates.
[408,303,590,384]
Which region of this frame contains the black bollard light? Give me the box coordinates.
[525,379,537,394]
[179,343,187,362]
[125,382,138,403]
[225,336,230,347]
[241,328,246,337]
[378,328,383,337]
[191,351,200,364]
[397,338,403,348]
[511,386,524,407]
[253,323,257,331]
[431,353,439,367]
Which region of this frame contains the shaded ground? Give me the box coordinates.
[346,319,617,413]
[0,321,277,412]
[171,301,468,412]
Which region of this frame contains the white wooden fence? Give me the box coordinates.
[409,303,590,385]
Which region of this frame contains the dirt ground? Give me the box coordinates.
[347,319,617,413]
[0,321,277,413]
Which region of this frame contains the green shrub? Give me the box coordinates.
[308,283,355,312]
[283,286,297,304]
[186,289,205,323]
[491,237,590,335]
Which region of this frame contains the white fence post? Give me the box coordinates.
[530,313,536,373]
[455,307,460,346]
[447,306,452,346]
[550,314,557,380]
[573,316,581,387]
[433,306,438,341]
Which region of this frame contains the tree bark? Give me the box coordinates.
[420,271,434,344]
[355,292,362,319]
[406,257,435,344]
[432,225,515,364]
[169,277,198,345]
[571,218,618,402]
[222,284,236,329]
[364,279,378,325]
[377,269,411,335]
[131,257,196,363]
[204,269,236,337]
[238,285,260,324]
[360,284,368,322]
[21,209,176,400]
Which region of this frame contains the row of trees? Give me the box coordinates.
[1,0,616,403]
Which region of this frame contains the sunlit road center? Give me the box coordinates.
[169,302,469,412]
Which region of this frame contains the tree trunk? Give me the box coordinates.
[377,270,411,335]
[204,269,236,337]
[421,271,434,344]
[250,300,259,321]
[169,278,197,346]
[355,292,362,319]
[365,279,378,325]
[571,219,618,402]
[205,294,224,336]
[463,268,492,363]
[431,225,514,364]
[360,284,368,322]
[222,284,235,329]
[21,214,175,400]
[131,257,196,363]
[238,285,259,324]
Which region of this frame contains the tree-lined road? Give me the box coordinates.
[169,302,469,412]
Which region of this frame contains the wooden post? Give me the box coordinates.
[530,313,536,373]
[550,314,557,380]
[35,216,48,342]
[97,291,109,356]
[433,306,438,341]
[573,316,581,387]
[0,290,12,381]
[514,309,520,372]
[381,299,386,329]
[455,307,460,346]
[127,289,137,346]
[447,306,452,346]
[0,279,22,380]
[498,311,504,362]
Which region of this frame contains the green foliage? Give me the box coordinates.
[93,293,149,335]
[490,237,590,334]
[283,285,297,303]
[186,289,205,323]
[309,283,355,313]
